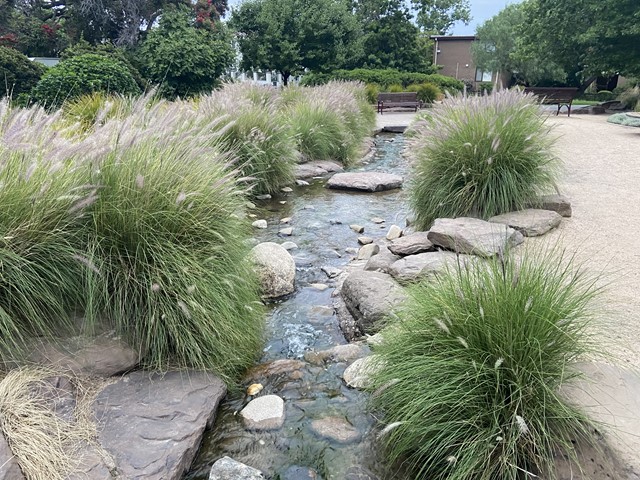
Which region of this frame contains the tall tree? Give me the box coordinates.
[231,0,363,85]
[411,0,470,34]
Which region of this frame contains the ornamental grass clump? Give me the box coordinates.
[408,89,559,230]
[369,250,600,480]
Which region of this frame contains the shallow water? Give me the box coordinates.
[185,134,409,480]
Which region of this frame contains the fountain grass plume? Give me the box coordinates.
[369,248,601,480]
[408,89,559,230]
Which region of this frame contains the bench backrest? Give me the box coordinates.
[524,87,578,103]
[378,92,419,103]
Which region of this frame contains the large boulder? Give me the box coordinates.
[326,172,403,192]
[389,251,473,283]
[427,217,523,257]
[388,231,435,256]
[489,209,562,237]
[91,371,226,480]
[250,242,296,298]
[341,270,408,333]
[525,194,572,217]
[295,161,343,179]
[0,431,24,480]
[209,457,264,480]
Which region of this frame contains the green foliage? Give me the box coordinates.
[387,83,404,93]
[302,69,462,92]
[61,92,132,132]
[138,6,234,98]
[411,0,471,34]
[407,89,558,229]
[0,46,45,97]
[607,112,640,128]
[369,249,600,480]
[364,83,380,103]
[477,81,493,94]
[617,86,640,110]
[231,0,364,84]
[406,82,441,103]
[31,54,140,108]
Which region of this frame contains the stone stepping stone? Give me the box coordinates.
[427,217,523,258]
[295,161,343,180]
[525,194,572,217]
[240,395,285,431]
[389,251,473,284]
[310,416,361,444]
[209,456,264,479]
[489,209,562,237]
[326,172,403,192]
[388,231,435,256]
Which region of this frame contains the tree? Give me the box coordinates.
[231,0,363,85]
[411,0,470,34]
[138,5,234,98]
[471,4,566,86]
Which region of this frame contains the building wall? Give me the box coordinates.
[433,37,501,90]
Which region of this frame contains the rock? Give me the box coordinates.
[333,296,361,342]
[281,241,298,250]
[279,201,286,205]
[389,251,472,284]
[364,245,401,273]
[310,416,361,444]
[357,244,380,261]
[326,172,403,192]
[321,266,342,279]
[295,161,344,179]
[0,430,24,480]
[309,283,329,291]
[255,194,271,200]
[366,333,384,347]
[371,217,385,224]
[28,331,139,377]
[281,187,293,193]
[209,456,264,480]
[427,217,523,257]
[345,466,378,480]
[343,355,382,389]
[296,180,310,186]
[385,225,403,240]
[67,443,115,480]
[245,201,256,209]
[92,371,226,480]
[388,231,435,256]
[279,227,294,236]
[345,247,359,255]
[246,359,306,382]
[489,209,562,237]
[281,466,318,480]
[252,220,267,229]
[350,224,364,234]
[250,243,296,298]
[357,236,373,245]
[341,271,408,333]
[240,395,285,431]
[280,217,292,224]
[526,194,572,218]
[304,344,367,365]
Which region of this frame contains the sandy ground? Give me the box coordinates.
[377,112,640,369]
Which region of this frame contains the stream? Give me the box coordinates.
[186,133,408,480]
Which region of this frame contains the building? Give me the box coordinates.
[430,35,502,91]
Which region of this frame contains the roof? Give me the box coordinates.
[430,35,477,41]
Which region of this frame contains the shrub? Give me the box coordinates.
[287,101,347,162]
[62,92,132,132]
[365,83,380,104]
[478,81,494,94]
[31,54,140,108]
[369,250,600,480]
[0,46,46,97]
[618,86,640,110]
[387,83,404,93]
[406,82,441,103]
[407,89,559,229]
[607,112,640,127]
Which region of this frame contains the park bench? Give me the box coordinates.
[377,92,421,114]
[524,87,579,116]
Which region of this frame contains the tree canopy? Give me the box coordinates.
[411,0,470,34]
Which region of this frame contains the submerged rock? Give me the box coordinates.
[310,416,361,444]
[250,242,296,298]
[209,456,264,480]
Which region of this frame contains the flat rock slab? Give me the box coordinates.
[326,172,403,192]
[209,456,264,480]
[250,242,296,299]
[92,371,226,480]
[310,416,361,444]
[341,270,408,334]
[388,231,435,256]
[0,430,24,480]
[525,194,572,217]
[295,161,343,179]
[390,251,472,283]
[240,395,285,431]
[428,217,523,257]
[489,209,562,237]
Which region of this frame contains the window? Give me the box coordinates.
[475,68,493,82]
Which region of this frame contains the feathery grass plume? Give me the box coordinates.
[61,91,134,134]
[369,248,601,480]
[81,108,265,379]
[199,85,298,195]
[407,88,559,229]
[0,368,92,480]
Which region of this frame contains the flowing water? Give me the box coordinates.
[186,134,409,480]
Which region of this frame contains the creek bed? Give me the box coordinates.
[186,134,408,479]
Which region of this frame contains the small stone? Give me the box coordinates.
[386,225,403,240]
[279,201,287,205]
[371,217,385,224]
[357,244,380,261]
[240,395,285,430]
[358,236,374,245]
[281,187,293,193]
[209,456,264,480]
[345,247,359,254]
[296,180,310,186]
[252,220,267,229]
[279,227,294,236]
[256,194,271,200]
[280,217,292,224]
[310,416,361,444]
[246,202,256,209]
[388,232,434,256]
[303,205,315,210]
[280,241,298,250]
[321,266,343,279]
[248,214,257,218]
[246,384,263,396]
[310,283,329,291]
[329,219,343,225]
[350,224,365,234]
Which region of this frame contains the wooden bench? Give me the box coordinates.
[377,92,421,114]
[524,87,579,116]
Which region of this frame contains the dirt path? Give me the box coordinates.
[527,115,640,368]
